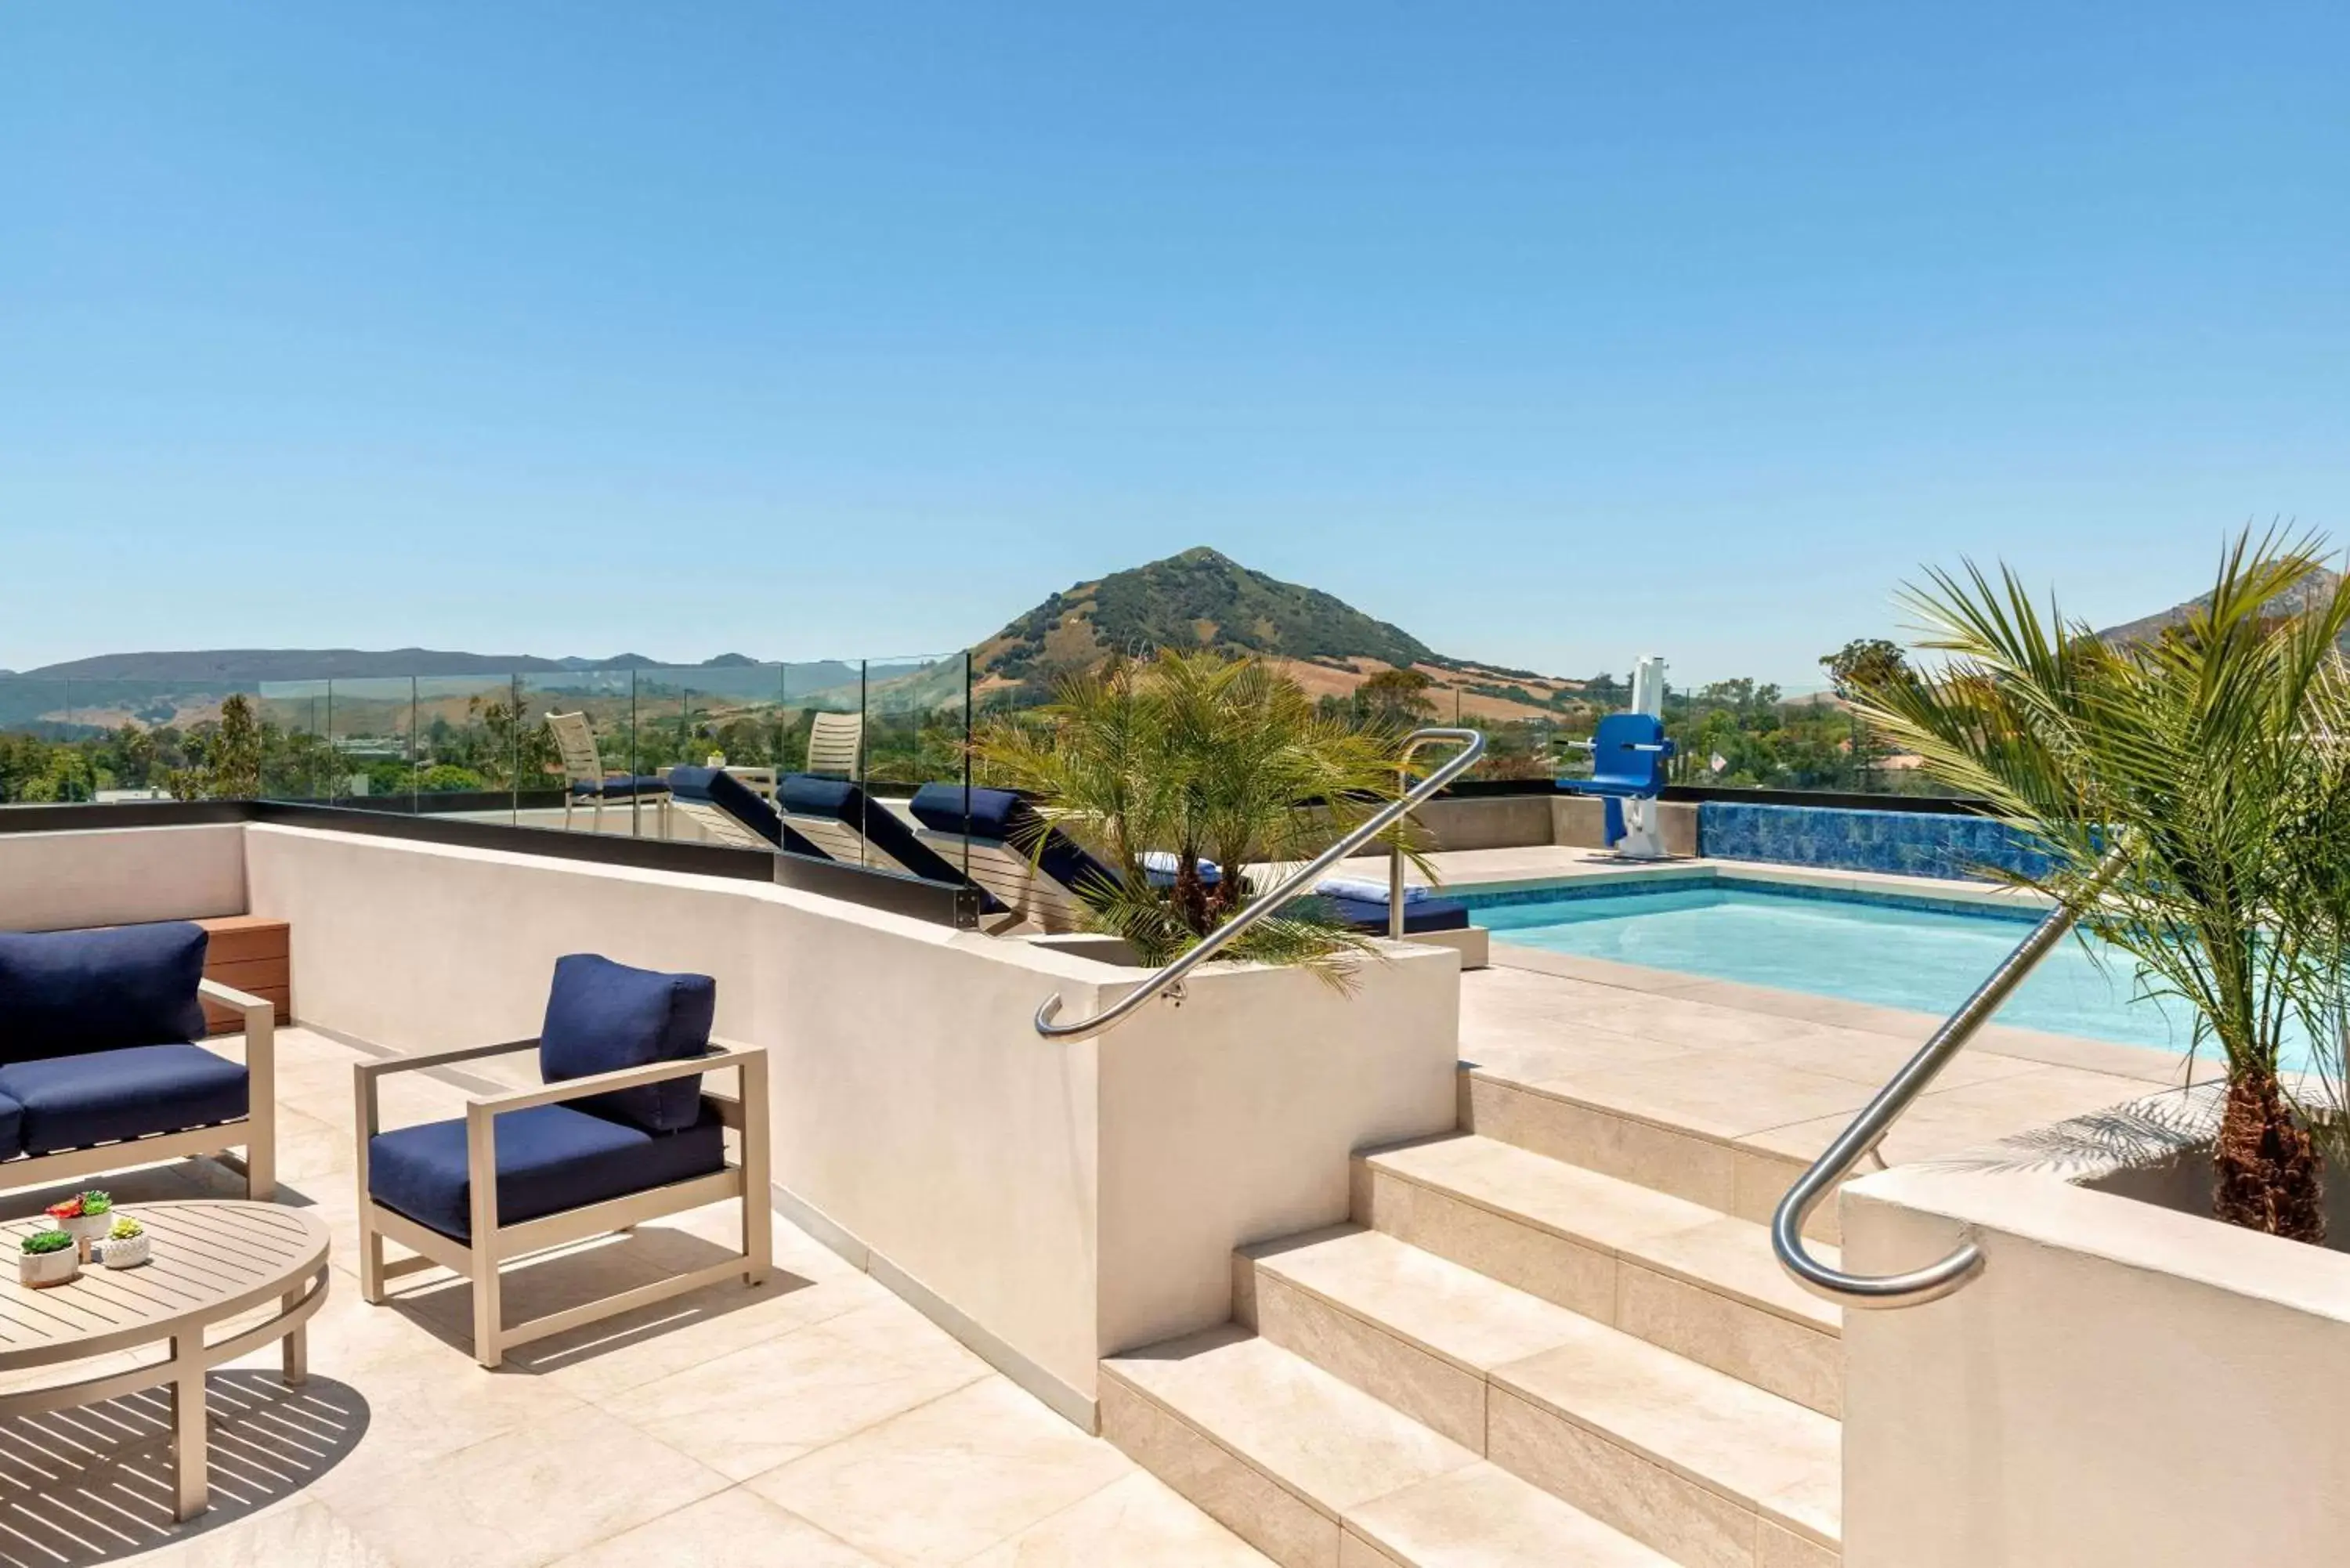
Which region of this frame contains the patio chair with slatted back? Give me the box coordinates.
[544,711,670,835]
[804,710,863,780]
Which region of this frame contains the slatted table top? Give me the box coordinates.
[0,1201,330,1369]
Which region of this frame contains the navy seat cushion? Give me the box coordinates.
[0,922,210,1066]
[367,1102,727,1241]
[907,784,1119,906]
[1311,893,1473,934]
[0,1044,248,1157]
[537,954,715,1133]
[572,775,670,799]
[0,1093,24,1162]
[782,775,971,887]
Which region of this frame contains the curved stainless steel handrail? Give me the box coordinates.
[1771,845,2131,1307]
[1035,728,1486,1042]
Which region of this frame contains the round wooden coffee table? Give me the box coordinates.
[0,1199,330,1520]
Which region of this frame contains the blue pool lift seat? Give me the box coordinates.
[1558,713,1677,853]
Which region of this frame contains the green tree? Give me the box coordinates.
[1850,529,2349,1241]
[1356,667,1438,724]
[971,650,1431,976]
[203,695,264,799]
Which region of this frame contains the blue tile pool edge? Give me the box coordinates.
[1448,868,2048,926]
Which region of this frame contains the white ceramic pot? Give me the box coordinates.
[96,1233,150,1270]
[62,1214,110,1261]
[18,1243,79,1288]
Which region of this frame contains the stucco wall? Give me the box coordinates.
[239,822,1460,1425]
[1841,1162,2350,1566]
[0,822,248,932]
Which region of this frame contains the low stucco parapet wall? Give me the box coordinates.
[0,822,247,932]
[1841,1129,2350,1568]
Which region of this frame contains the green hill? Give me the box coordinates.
[978,547,1434,682]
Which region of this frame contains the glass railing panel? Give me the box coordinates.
[255,680,335,802]
[409,674,524,822]
[327,677,421,811]
[862,651,968,875]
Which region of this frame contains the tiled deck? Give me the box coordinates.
[8,1028,1269,1568]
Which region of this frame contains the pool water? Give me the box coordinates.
[1468,881,2206,1053]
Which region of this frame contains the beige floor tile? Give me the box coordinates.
[1346,1461,1678,1568]
[273,1104,359,1181]
[1464,1077,1737,1210]
[548,1485,886,1566]
[746,1379,1130,1565]
[1485,1388,1755,1568]
[1531,1057,1870,1143]
[1364,1170,1620,1323]
[329,1404,728,1568]
[1749,1063,2154,1166]
[132,1498,395,1567]
[961,1469,1272,1567]
[614,1299,992,1481]
[535,1263,884,1403]
[1100,1375,1336,1568]
[1631,1216,1840,1331]
[1255,1274,1486,1451]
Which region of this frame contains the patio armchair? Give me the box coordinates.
[0,922,276,1200]
[544,710,671,836]
[352,953,770,1369]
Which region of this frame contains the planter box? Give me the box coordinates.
[96,1233,150,1269]
[1840,1082,2350,1568]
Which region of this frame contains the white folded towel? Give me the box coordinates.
[1315,876,1430,905]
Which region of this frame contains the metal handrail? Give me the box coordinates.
[1771,845,2131,1307]
[1036,728,1486,1042]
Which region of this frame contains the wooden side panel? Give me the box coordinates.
[194,916,291,1032]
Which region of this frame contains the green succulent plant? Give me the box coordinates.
[21,1230,74,1256]
[108,1217,143,1241]
[80,1191,111,1217]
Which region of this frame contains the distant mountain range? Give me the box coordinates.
[4,547,1589,728]
[11,649,766,681]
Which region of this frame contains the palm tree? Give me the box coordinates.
[1848,529,2350,1241]
[971,649,1430,977]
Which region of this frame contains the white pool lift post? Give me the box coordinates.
[1560,653,1676,862]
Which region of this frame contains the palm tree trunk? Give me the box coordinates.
[2213,1070,2326,1243]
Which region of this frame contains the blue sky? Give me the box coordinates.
[3,4,2343,685]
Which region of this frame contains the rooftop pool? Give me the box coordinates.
[1459,877,2208,1056]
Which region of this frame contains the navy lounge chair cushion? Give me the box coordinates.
[367,1102,727,1241]
[906,784,1119,905]
[0,1043,248,1157]
[779,775,971,886]
[1311,893,1473,934]
[571,775,670,799]
[0,1094,24,1162]
[0,923,209,1065]
[537,954,716,1133]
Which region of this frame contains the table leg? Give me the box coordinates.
[169,1335,208,1522]
[282,1287,308,1386]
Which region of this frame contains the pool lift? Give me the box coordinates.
[1560,653,1676,861]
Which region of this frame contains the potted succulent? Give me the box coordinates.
[18,1229,79,1288]
[94,1216,149,1270]
[46,1194,112,1261]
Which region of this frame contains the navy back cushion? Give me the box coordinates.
[0,923,210,1065]
[537,954,716,1133]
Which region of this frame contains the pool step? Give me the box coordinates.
[1240,1226,1841,1566]
[1101,1326,1676,1568]
[1355,1136,1842,1418]
[1459,1065,1837,1244]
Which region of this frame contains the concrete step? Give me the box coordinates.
[1242,1226,1840,1568]
[1356,1136,1842,1418]
[1460,1067,1835,1244]
[1102,1326,1677,1568]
